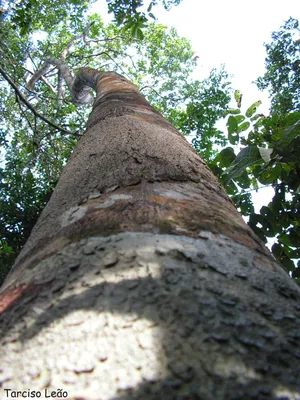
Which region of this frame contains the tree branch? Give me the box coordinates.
[0,65,76,135]
[26,57,95,105]
[26,57,74,93]
[57,69,64,106]
[27,22,95,97]
[0,48,56,95]
[62,21,95,59]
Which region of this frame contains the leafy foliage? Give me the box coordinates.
[1,0,182,37]
[0,165,52,283]
[210,103,300,283]
[182,68,231,161]
[106,0,182,37]
[209,18,300,283]
[256,17,300,115]
[1,0,91,35]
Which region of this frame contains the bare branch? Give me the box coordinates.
[26,57,75,92]
[0,65,76,135]
[57,70,64,106]
[15,95,36,135]
[69,50,119,60]
[26,22,95,96]
[26,62,52,92]
[62,21,95,59]
[48,57,75,91]
[26,56,95,106]
[83,35,127,45]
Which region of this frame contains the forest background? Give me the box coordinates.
[0,0,299,285]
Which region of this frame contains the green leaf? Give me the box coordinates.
[234,170,251,189]
[292,268,300,278]
[136,27,144,39]
[226,115,239,144]
[224,108,241,115]
[245,100,262,118]
[131,25,144,39]
[234,90,242,107]
[272,242,283,258]
[254,117,265,128]
[235,115,246,124]
[218,147,236,167]
[234,90,242,103]
[227,116,238,134]
[0,241,14,255]
[278,119,300,148]
[232,192,254,215]
[281,257,296,271]
[249,213,274,237]
[250,114,261,121]
[259,164,281,184]
[224,146,263,181]
[237,121,250,133]
[147,2,153,12]
[260,206,276,231]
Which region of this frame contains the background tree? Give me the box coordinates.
[0,0,92,35]
[255,17,300,115]
[1,0,182,37]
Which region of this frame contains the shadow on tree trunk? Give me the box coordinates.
[1,232,299,399]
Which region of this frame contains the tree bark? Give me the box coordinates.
[0,69,299,400]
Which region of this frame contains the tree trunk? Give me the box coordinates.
[0,69,299,400]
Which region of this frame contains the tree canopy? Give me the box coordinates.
[1,0,183,37]
[256,17,300,115]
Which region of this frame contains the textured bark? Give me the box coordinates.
[0,70,300,400]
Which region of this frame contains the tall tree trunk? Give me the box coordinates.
[0,69,299,400]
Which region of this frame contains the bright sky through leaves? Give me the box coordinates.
[152,0,299,108]
[94,0,299,114]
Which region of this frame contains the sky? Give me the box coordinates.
[152,0,299,114]
[92,0,300,212]
[94,0,299,116]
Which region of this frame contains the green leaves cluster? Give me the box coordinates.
[0,166,52,283]
[208,17,300,282]
[181,68,231,161]
[4,0,91,35]
[106,0,182,38]
[211,103,300,281]
[256,17,300,115]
